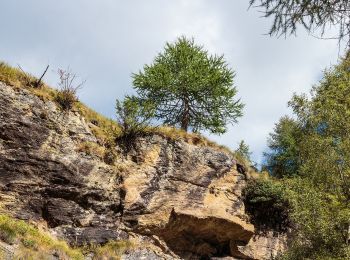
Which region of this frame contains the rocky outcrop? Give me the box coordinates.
[120,134,255,258]
[0,82,288,259]
[235,232,288,259]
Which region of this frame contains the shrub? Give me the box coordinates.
[55,68,84,111]
[115,95,155,138]
[243,178,291,232]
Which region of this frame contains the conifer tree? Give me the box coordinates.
[132,36,244,134]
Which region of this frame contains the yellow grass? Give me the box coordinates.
[89,240,134,260]
[76,141,106,159]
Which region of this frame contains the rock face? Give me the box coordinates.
[0,82,287,259]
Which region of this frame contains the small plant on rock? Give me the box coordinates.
[55,68,85,111]
[115,96,155,155]
[116,95,155,138]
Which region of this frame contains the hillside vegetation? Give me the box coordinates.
[244,52,350,259]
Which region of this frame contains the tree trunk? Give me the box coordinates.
[181,96,190,132]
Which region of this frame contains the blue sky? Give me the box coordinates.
[0,0,342,164]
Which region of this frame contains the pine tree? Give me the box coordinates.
[132,36,244,134]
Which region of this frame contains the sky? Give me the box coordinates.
[0,0,343,165]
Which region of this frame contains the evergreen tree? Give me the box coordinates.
[132,36,244,134]
[235,140,252,162]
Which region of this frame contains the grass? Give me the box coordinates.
[0,62,34,88]
[76,141,106,159]
[0,214,136,259]
[153,126,241,158]
[88,240,134,260]
[0,61,262,258]
[0,214,84,259]
[75,102,121,145]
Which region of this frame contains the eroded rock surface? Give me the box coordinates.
[0,83,288,259]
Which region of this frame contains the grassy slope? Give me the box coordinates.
[0,214,84,259]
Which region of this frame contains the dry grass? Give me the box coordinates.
[153,126,237,156]
[88,240,134,260]
[0,62,118,145]
[0,214,84,259]
[75,102,121,145]
[0,62,35,88]
[76,141,106,159]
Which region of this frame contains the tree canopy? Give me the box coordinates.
[262,51,350,259]
[132,36,244,134]
[250,0,350,46]
[264,116,303,178]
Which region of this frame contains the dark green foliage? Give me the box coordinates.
[264,116,303,178]
[243,178,291,232]
[21,238,37,249]
[132,36,244,134]
[249,0,350,46]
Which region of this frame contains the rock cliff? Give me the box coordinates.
[0,82,287,259]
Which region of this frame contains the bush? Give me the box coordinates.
[115,96,155,138]
[0,222,17,244]
[245,178,350,259]
[55,90,77,111]
[279,178,350,260]
[55,68,84,111]
[243,178,291,232]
